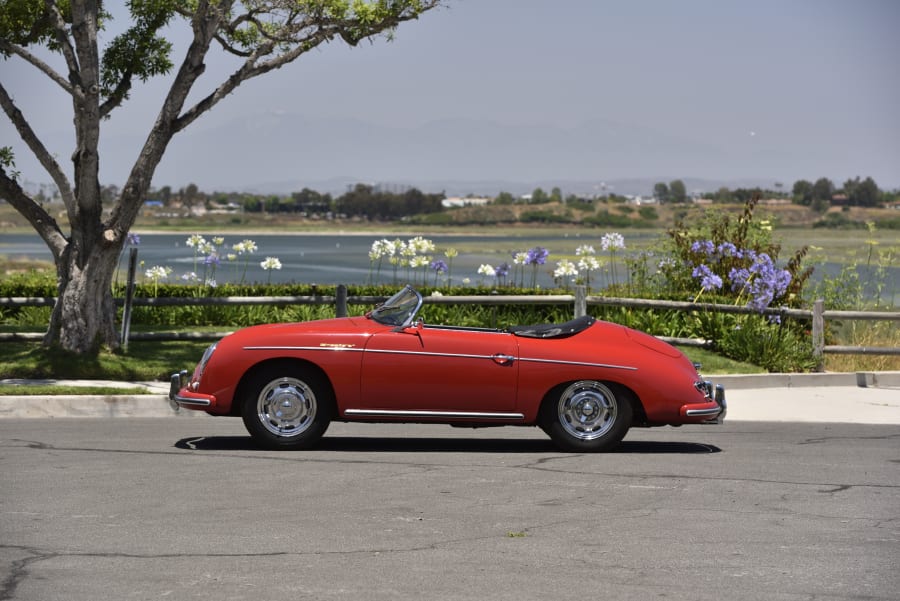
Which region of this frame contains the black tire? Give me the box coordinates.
[240,365,334,450]
[539,380,632,452]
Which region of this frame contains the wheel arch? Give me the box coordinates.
[539,378,647,426]
[229,357,335,417]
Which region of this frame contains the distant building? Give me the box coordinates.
[442,196,491,208]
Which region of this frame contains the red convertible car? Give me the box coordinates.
[170,285,725,452]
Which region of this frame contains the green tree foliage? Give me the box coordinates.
[290,188,332,214]
[653,182,669,203]
[669,179,687,203]
[704,186,776,204]
[493,191,515,205]
[0,0,442,353]
[529,187,549,204]
[811,177,834,212]
[549,186,563,203]
[792,179,813,206]
[332,184,442,220]
[843,176,880,207]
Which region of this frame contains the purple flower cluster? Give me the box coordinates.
[429,259,448,274]
[728,253,792,312]
[525,246,549,265]
[495,262,511,278]
[690,240,792,312]
[692,264,723,292]
[691,240,741,259]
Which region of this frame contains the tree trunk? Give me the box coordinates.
[44,238,121,353]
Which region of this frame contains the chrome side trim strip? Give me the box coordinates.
[245,346,503,362]
[244,345,364,352]
[363,349,498,361]
[344,409,525,420]
[243,345,635,371]
[517,357,637,371]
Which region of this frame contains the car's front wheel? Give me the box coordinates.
[540,380,632,452]
[241,366,334,450]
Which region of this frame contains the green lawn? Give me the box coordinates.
[0,340,211,382]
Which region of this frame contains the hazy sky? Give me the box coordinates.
[2,0,899,192]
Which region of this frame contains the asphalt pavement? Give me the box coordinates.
[1,371,899,423]
[2,417,898,601]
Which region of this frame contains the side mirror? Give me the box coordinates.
[400,318,424,335]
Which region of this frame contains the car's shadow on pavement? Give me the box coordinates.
[174,436,720,454]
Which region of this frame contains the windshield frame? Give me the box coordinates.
[367,285,423,327]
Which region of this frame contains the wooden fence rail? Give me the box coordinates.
[2,285,897,371]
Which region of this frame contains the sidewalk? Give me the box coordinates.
[1,372,899,423]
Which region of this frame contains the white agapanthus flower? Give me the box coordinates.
[575,244,596,256]
[260,257,282,271]
[198,240,215,255]
[601,232,625,251]
[369,239,390,260]
[233,239,258,255]
[553,259,578,279]
[186,234,206,249]
[409,255,430,269]
[477,264,496,277]
[408,235,435,254]
[145,265,171,280]
[578,256,601,272]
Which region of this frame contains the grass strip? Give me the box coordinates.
[0,384,153,396]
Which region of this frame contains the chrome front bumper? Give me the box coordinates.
[168,370,213,411]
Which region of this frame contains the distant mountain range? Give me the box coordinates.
[15,110,890,197]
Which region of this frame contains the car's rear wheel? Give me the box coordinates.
[241,366,333,450]
[540,380,632,452]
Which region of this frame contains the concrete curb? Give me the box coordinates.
[1,372,898,420]
[712,371,900,390]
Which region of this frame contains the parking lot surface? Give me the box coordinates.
[2,417,898,600]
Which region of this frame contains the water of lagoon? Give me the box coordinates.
[1,232,896,305]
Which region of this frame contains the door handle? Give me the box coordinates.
[491,353,515,366]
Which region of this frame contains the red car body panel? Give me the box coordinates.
[174,314,722,427]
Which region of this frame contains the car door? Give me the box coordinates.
[357,325,519,413]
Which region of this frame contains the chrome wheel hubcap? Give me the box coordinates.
[558,381,617,440]
[257,377,316,437]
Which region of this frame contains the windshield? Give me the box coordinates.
[368,285,423,327]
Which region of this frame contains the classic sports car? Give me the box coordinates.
[170,285,725,452]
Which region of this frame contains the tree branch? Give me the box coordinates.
[0,39,82,100]
[98,74,132,118]
[109,0,227,232]
[0,168,67,261]
[43,0,83,91]
[0,81,77,210]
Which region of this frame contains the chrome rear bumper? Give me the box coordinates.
[685,381,727,424]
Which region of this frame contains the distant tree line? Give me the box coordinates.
[129,175,898,225]
[652,176,897,211]
[141,183,444,220]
